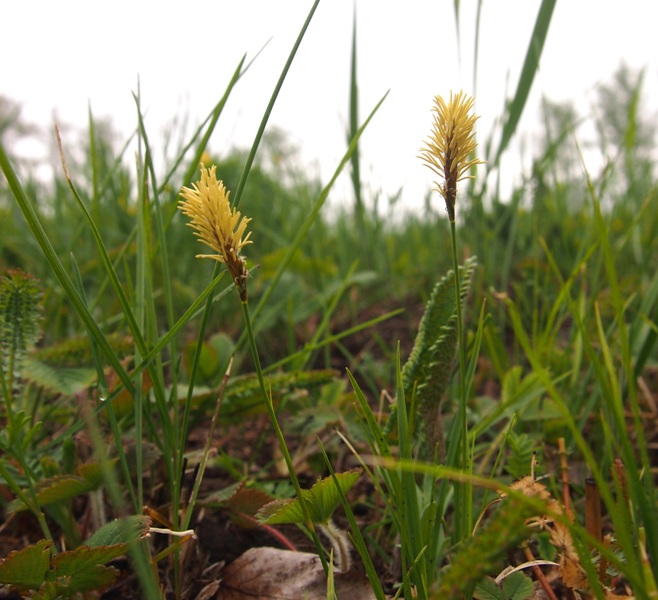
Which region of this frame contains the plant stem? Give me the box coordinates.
[0,461,53,542]
[240,300,330,574]
[181,358,232,531]
[449,219,472,541]
[0,364,53,542]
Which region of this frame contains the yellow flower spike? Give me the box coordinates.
[419,90,485,221]
[178,165,252,301]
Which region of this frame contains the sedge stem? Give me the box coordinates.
[240,300,330,574]
[450,219,472,541]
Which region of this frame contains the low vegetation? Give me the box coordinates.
[0,2,657,598]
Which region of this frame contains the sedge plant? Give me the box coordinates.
[419,90,485,541]
[178,165,331,573]
[338,92,486,599]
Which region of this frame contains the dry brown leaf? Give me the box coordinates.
[508,480,590,594]
[549,522,577,558]
[197,580,220,600]
[214,546,377,600]
[559,553,589,591]
[545,521,587,591]
[507,476,563,532]
[508,476,553,501]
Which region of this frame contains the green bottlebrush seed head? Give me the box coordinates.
[0,269,43,395]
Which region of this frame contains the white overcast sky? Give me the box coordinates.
[1,1,657,211]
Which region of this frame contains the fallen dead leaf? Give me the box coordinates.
[214,546,377,600]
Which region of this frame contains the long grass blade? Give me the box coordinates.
[232,0,321,210]
[492,0,557,166]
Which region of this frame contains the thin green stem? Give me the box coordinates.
[0,461,53,542]
[0,359,16,437]
[181,356,231,531]
[449,219,472,542]
[240,299,330,575]
[0,361,53,542]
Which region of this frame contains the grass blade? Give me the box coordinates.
[492,0,557,166]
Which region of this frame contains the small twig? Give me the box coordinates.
[233,511,298,552]
[149,527,196,538]
[558,438,574,521]
[521,543,559,600]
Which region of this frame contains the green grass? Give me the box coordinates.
[1,2,657,599]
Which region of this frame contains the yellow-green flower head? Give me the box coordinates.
[419,91,484,221]
[179,165,252,299]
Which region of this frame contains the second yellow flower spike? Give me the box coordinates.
[419,91,484,221]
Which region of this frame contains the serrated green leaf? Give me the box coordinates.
[8,476,90,513]
[24,579,61,600]
[51,545,126,577]
[8,460,118,513]
[0,536,127,595]
[473,576,504,600]
[301,469,362,523]
[200,481,274,528]
[48,564,118,595]
[23,356,96,395]
[76,460,113,485]
[501,571,534,600]
[85,515,152,547]
[257,497,301,524]
[200,481,244,506]
[38,475,92,504]
[0,539,51,589]
[257,469,361,525]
